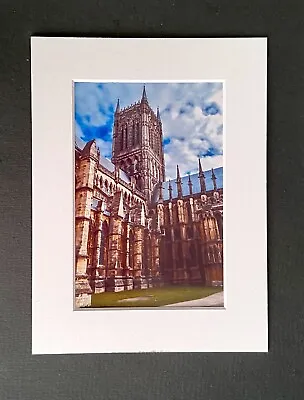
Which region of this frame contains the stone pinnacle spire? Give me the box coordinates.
[211,168,217,191]
[198,157,203,174]
[157,106,161,120]
[198,158,206,194]
[115,98,120,113]
[168,180,173,200]
[176,165,181,180]
[141,85,148,103]
[176,165,183,198]
[188,173,193,195]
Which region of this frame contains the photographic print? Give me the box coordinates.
[75,82,224,309]
[32,37,267,353]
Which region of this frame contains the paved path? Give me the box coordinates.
[164,291,224,307]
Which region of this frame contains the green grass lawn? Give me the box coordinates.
[91,286,222,308]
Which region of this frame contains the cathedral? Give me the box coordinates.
[75,86,223,308]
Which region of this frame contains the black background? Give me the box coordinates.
[1,1,304,399]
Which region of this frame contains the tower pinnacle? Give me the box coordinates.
[157,106,161,120]
[115,98,120,113]
[176,165,183,198]
[141,85,148,103]
[211,168,217,191]
[168,180,173,200]
[188,173,193,195]
[198,158,206,194]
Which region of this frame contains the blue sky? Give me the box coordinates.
[75,82,223,179]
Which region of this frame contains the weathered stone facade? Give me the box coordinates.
[75,87,223,308]
[151,162,223,287]
[112,86,165,201]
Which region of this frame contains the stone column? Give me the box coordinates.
[151,233,162,287]
[177,199,188,283]
[75,217,93,308]
[75,140,99,307]
[123,222,133,291]
[133,225,144,278]
[91,212,105,293]
[106,217,124,292]
[208,216,216,240]
[125,223,130,271]
[203,216,210,241]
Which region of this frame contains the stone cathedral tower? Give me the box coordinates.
[112,86,165,201]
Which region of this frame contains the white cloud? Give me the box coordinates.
[75,82,223,178]
[95,139,112,158]
[75,122,84,140]
[164,138,223,180]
